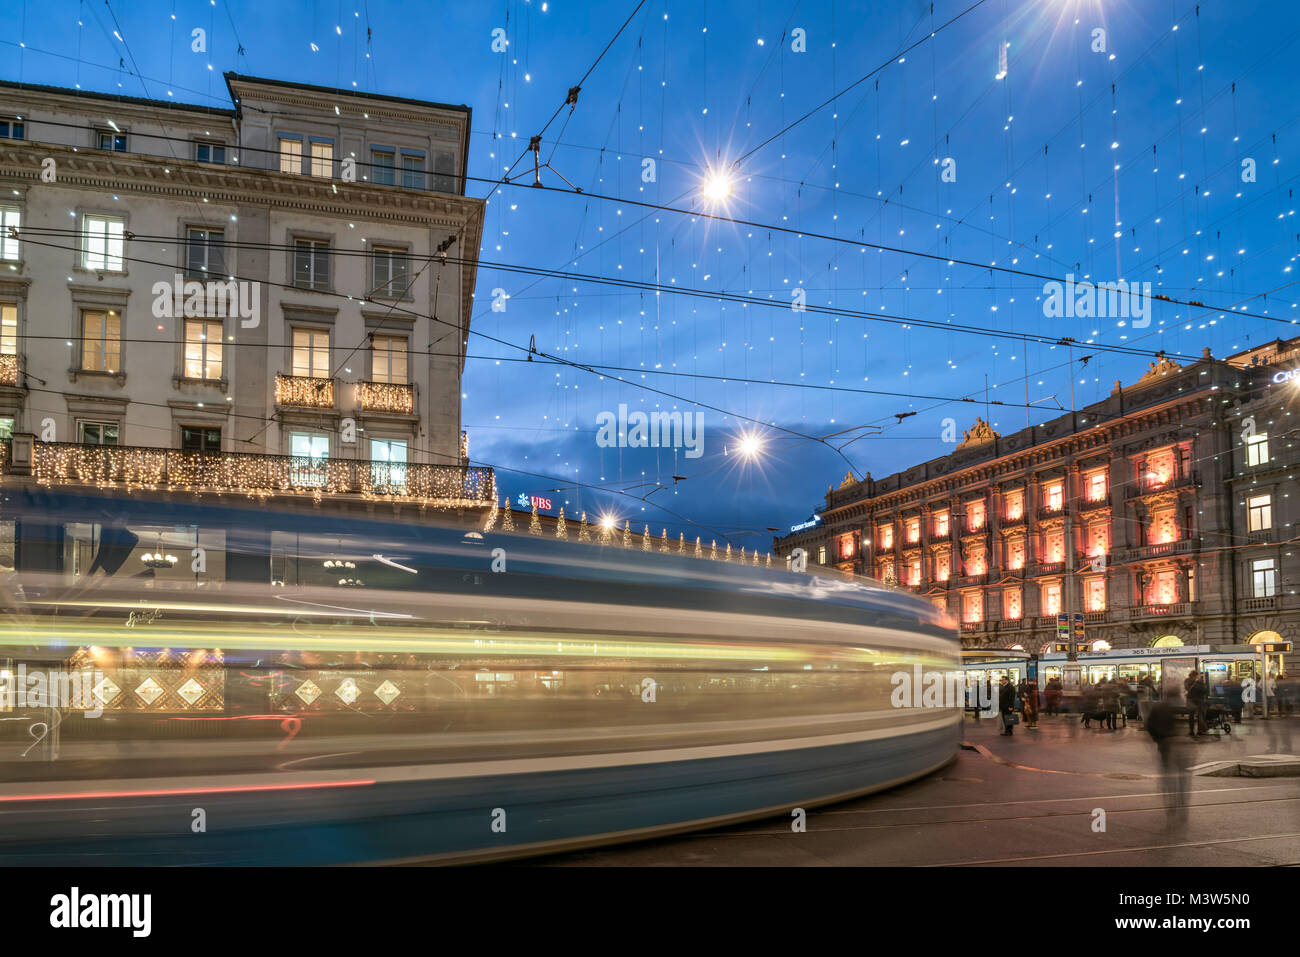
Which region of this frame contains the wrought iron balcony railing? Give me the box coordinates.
[275,373,335,409]
[358,381,415,414]
[16,441,495,507]
[1128,601,1199,620]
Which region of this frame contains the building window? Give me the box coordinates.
[879,525,893,550]
[370,438,408,489]
[289,431,329,486]
[291,328,330,379]
[432,151,457,193]
[292,239,330,290]
[1252,559,1277,598]
[1247,494,1273,532]
[279,137,303,174]
[1003,588,1022,620]
[186,227,226,277]
[1,302,16,355]
[83,214,125,271]
[838,535,855,560]
[181,426,221,453]
[962,591,983,624]
[934,511,949,536]
[371,247,409,298]
[967,500,986,531]
[817,546,827,565]
[79,421,119,445]
[1007,537,1026,570]
[1086,577,1106,612]
[1044,529,1064,563]
[401,152,425,189]
[1042,582,1062,616]
[310,140,333,178]
[371,335,408,384]
[80,309,121,372]
[908,559,921,586]
[195,142,226,164]
[371,148,396,185]
[0,119,24,140]
[905,518,920,543]
[0,417,13,440]
[935,551,951,581]
[1087,472,1107,502]
[1005,490,1024,521]
[1044,482,1064,511]
[0,206,19,260]
[96,131,127,152]
[184,319,223,380]
[1087,522,1109,558]
[1246,432,1269,468]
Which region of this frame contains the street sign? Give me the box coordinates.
[1073,613,1085,641]
[1056,614,1069,638]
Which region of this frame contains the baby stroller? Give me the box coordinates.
[1202,696,1234,735]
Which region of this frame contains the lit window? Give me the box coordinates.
[1003,588,1022,619]
[1042,582,1062,616]
[371,336,408,384]
[967,500,986,530]
[962,591,983,623]
[1252,559,1277,598]
[906,518,920,543]
[1087,473,1107,502]
[371,247,409,298]
[1045,483,1063,511]
[279,137,303,174]
[292,328,330,379]
[1044,530,1064,563]
[289,431,329,486]
[293,239,330,290]
[370,438,408,489]
[0,206,20,260]
[908,560,921,586]
[0,302,16,355]
[1246,432,1269,467]
[1005,490,1024,521]
[311,141,333,178]
[1007,538,1025,570]
[934,511,949,536]
[1247,494,1273,532]
[80,309,121,372]
[184,319,223,380]
[817,546,827,565]
[83,214,125,271]
[935,551,951,581]
[186,227,226,277]
[879,525,893,550]
[1086,578,1106,612]
[0,417,13,440]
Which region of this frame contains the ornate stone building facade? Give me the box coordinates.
[774,340,1300,653]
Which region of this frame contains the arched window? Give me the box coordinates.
[1090,639,1111,652]
[1248,630,1283,647]
[1150,635,1184,648]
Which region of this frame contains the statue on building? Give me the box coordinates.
[956,417,1000,450]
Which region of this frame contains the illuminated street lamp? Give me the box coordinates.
[700,166,735,203]
[733,431,764,461]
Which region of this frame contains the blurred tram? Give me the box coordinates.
[0,488,961,865]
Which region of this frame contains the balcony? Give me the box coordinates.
[1037,505,1065,521]
[957,573,988,587]
[1128,601,1199,621]
[997,619,1026,632]
[1084,611,1106,623]
[1079,495,1110,512]
[0,353,17,387]
[1242,596,1278,612]
[358,380,415,414]
[1124,538,1199,562]
[960,621,990,634]
[13,441,496,507]
[275,374,335,409]
[1031,561,1065,576]
[1126,471,1198,500]
[1001,512,1027,528]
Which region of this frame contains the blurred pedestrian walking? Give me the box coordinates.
[998,676,1017,736]
[1146,699,1190,828]
[1184,669,1208,737]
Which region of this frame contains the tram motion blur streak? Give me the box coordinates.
[0,490,961,864]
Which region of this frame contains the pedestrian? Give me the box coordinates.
[1184,669,1208,737]
[1022,678,1039,729]
[1101,678,1120,730]
[998,675,1017,736]
[1146,699,1189,828]
[1045,677,1062,715]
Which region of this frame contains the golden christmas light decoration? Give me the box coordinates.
[500,501,516,533]
[660,529,669,552]
[622,521,632,548]
[642,525,652,550]
[357,380,414,414]
[677,533,685,554]
[725,543,733,561]
[694,537,703,558]
[0,353,17,386]
[481,497,500,533]
[709,540,718,561]
[274,373,335,409]
[578,513,592,543]
[529,504,542,536]
[765,553,773,567]
[29,442,494,509]
[556,508,568,539]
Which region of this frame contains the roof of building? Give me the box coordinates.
[223,73,470,116]
[0,78,236,117]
